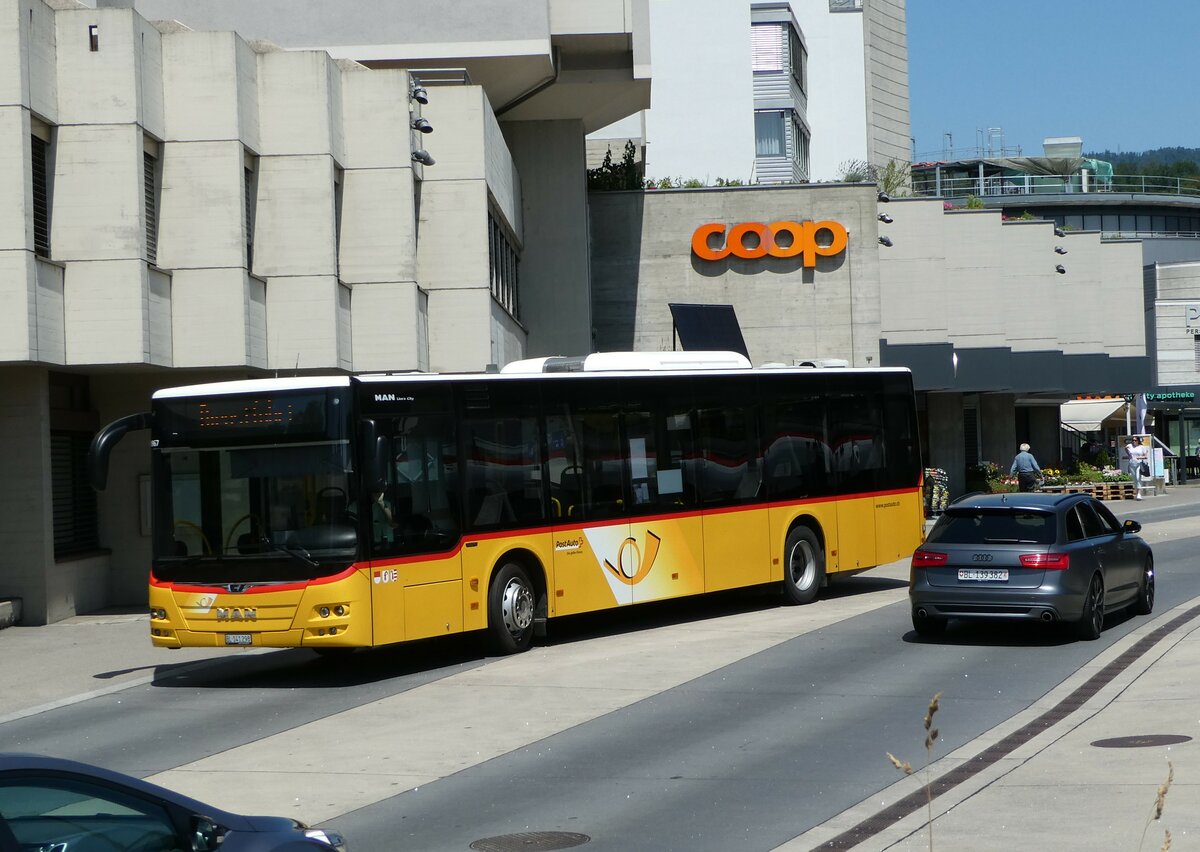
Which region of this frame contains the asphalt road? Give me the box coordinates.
[3,499,1197,852]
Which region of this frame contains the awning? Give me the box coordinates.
[1060,399,1126,433]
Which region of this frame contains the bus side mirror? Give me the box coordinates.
[360,419,388,492]
[88,411,153,491]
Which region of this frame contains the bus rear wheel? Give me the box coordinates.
[782,526,824,605]
[487,561,536,654]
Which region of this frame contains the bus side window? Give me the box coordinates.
[463,414,544,530]
[765,397,831,500]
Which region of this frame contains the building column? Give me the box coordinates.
[0,367,53,624]
[927,392,966,498]
[502,119,593,357]
[1028,407,1061,468]
[980,393,1016,473]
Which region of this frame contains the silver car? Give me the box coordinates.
[909,492,1154,640]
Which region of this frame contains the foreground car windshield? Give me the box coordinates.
[926,509,1055,545]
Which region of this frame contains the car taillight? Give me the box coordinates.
[1019,553,1070,570]
[911,549,949,568]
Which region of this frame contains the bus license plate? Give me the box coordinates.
[224,633,253,646]
[958,568,1008,582]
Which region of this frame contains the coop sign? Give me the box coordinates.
[691,219,848,268]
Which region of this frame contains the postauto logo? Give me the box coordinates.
[691,219,848,268]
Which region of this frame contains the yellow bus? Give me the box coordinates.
[89,353,925,655]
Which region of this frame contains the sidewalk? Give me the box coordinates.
[792,482,1200,851]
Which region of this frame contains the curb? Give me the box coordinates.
[0,598,21,630]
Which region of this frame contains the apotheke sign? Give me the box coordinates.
[691,220,848,268]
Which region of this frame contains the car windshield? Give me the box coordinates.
[926,508,1055,545]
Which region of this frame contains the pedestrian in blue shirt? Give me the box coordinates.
[1010,443,1041,492]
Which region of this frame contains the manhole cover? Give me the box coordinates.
[469,831,590,852]
[1091,734,1193,749]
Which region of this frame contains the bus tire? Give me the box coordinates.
[782,525,824,605]
[487,561,536,654]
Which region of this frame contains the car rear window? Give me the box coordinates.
[926,509,1055,545]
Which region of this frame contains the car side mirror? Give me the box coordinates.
[1123,519,1141,534]
[190,815,225,851]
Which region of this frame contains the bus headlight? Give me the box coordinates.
[319,606,330,618]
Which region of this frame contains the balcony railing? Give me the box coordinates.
[912,172,1200,200]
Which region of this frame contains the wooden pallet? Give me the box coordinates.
[1093,483,1138,501]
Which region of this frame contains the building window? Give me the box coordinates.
[333,167,344,279]
[143,138,160,265]
[755,111,786,157]
[789,27,806,94]
[793,115,810,176]
[244,151,257,271]
[49,373,99,558]
[31,127,52,257]
[488,210,520,320]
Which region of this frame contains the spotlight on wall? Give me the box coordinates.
[412,149,436,167]
[877,191,891,203]
[878,213,893,224]
[410,85,429,105]
[1055,264,1067,274]
[411,117,434,134]
[878,235,893,247]
[1055,245,1068,255]
[1054,226,1066,237]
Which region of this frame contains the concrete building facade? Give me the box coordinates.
[0,0,649,623]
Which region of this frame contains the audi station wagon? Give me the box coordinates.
[909,492,1154,640]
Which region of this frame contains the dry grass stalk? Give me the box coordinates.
[885,692,942,852]
[1139,760,1173,852]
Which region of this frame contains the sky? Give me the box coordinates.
[907,1,1200,160]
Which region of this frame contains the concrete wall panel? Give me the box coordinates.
[427,287,491,372]
[0,107,31,251]
[157,140,245,270]
[35,257,65,364]
[0,249,36,361]
[265,274,344,370]
[64,259,151,364]
[55,8,141,125]
[338,167,416,284]
[415,179,487,289]
[252,154,336,277]
[52,123,144,262]
[257,50,337,157]
[161,30,244,142]
[350,280,423,372]
[340,66,411,170]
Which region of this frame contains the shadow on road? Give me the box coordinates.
[147,573,907,689]
[901,604,1139,648]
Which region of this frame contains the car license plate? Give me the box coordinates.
[224,633,253,646]
[958,568,1008,582]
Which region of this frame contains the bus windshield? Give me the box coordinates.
[154,440,359,583]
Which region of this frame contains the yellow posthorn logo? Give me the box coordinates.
[604,531,661,586]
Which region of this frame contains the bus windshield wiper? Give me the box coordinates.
[259,537,319,568]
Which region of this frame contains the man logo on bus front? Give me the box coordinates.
[603,531,661,585]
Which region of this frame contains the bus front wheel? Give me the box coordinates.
[487,561,536,654]
[782,526,824,605]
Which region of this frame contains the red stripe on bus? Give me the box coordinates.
[151,564,360,594]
